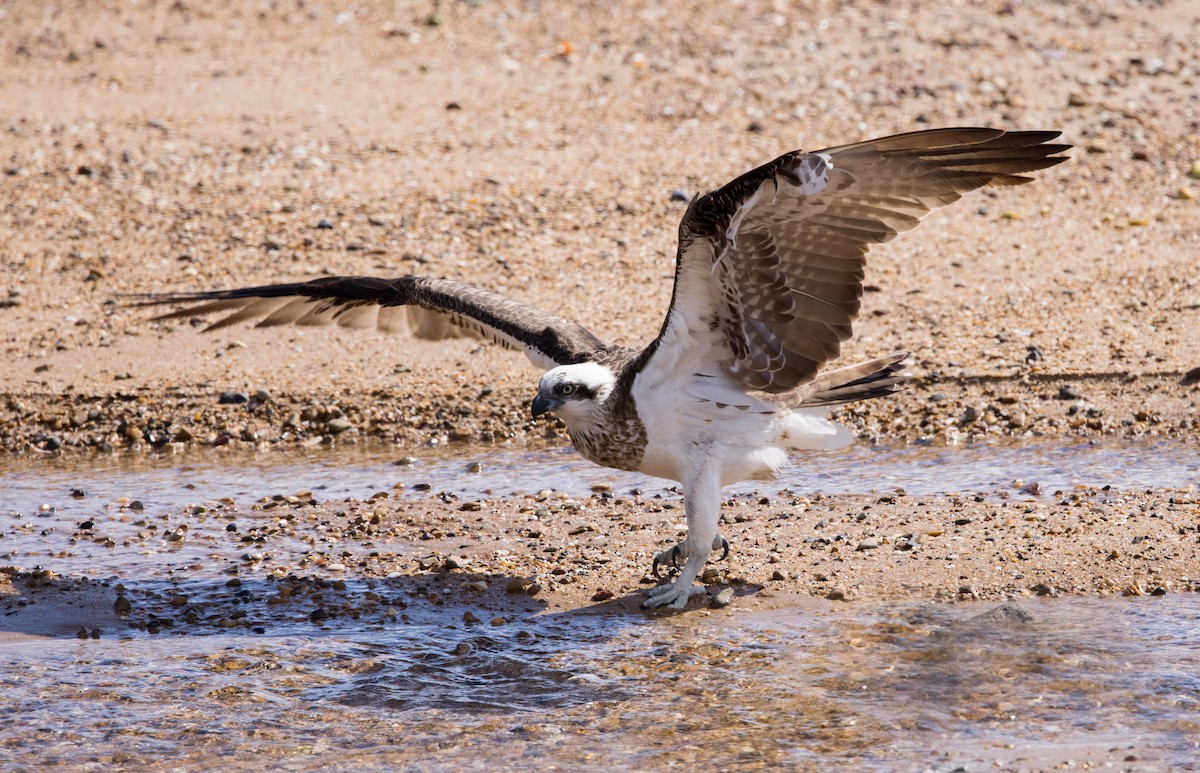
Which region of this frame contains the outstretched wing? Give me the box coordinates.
[644,128,1070,393]
[132,275,605,370]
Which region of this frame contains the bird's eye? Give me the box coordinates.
[559,383,576,396]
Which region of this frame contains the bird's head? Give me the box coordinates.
[532,362,616,425]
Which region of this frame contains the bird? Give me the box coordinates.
[134,127,1069,610]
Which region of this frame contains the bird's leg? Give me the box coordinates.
[651,535,730,578]
[643,457,722,610]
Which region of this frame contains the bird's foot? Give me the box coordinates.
[641,580,707,610]
[651,535,730,578]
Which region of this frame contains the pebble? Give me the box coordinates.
[506,577,534,594]
[855,537,879,551]
[965,603,1034,626]
[669,189,689,202]
[326,417,352,434]
[218,391,249,405]
[1057,385,1081,400]
[591,589,615,602]
[710,588,734,608]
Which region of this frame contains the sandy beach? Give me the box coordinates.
[2,0,1198,618]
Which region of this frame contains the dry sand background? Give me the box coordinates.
[1,0,1198,616]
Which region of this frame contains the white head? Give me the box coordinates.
[531,362,617,425]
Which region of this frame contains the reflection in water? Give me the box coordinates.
[1,596,1197,770]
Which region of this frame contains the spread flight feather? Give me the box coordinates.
[133,127,1069,610]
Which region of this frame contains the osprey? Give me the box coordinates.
[138,128,1068,610]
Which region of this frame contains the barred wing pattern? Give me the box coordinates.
[135,275,605,371]
[658,128,1070,393]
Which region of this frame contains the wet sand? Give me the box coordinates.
[2,0,1199,621]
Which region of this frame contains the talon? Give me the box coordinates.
[652,554,664,579]
[717,536,730,561]
[671,544,682,569]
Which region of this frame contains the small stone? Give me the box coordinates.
[669,189,689,202]
[490,616,507,626]
[459,501,483,511]
[326,417,352,434]
[316,218,334,229]
[1176,186,1196,201]
[218,391,249,405]
[465,461,483,473]
[114,596,132,615]
[710,587,735,608]
[506,577,534,594]
[855,537,879,551]
[1057,385,1081,400]
[966,603,1034,626]
[309,609,329,622]
[1189,161,1200,180]
[591,588,615,602]
[825,587,846,601]
[771,569,787,581]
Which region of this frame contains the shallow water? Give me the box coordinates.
[3,435,1197,515]
[1,596,1197,770]
[1,438,1198,770]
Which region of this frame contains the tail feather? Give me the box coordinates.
[800,353,910,407]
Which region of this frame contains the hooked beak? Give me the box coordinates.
[531,391,560,418]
